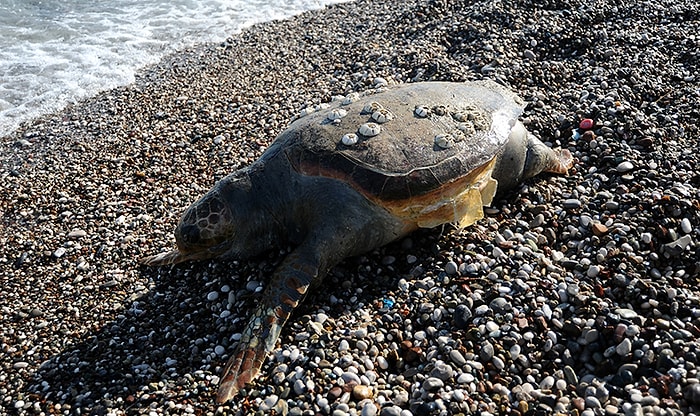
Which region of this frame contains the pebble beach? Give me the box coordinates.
[1,0,699,415]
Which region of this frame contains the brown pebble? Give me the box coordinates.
[592,222,608,236]
[352,384,373,400]
[328,386,343,401]
[581,130,596,141]
[637,136,654,147]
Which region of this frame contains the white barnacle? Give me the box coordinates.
[326,108,348,121]
[432,105,447,116]
[371,108,394,124]
[451,129,466,143]
[299,106,316,117]
[452,112,468,122]
[471,114,490,130]
[358,122,381,137]
[362,101,383,115]
[434,133,454,149]
[456,121,476,136]
[341,133,359,146]
[414,105,430,118]
[342,92,360,105]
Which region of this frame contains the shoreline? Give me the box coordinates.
[2,0,699,415]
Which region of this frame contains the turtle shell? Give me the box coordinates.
[280,80,525,227]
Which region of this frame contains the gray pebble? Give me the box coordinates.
[444,261,458,275]
[616,161,634,172]
[422,377,444,392]
[563,199,582,209]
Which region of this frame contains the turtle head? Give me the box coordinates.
[492,121,573,193]
[174,171,254,260]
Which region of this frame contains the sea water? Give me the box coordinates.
[0,0,347,138]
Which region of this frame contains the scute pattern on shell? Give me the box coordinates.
[281,80,524,201]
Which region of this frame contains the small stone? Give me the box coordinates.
[362,402,378,416]
[68,229,87,239]
[353,384,373,400]
[429,361,453,381]
[453,304,472,329]
[585,396,602,409]
[445,261,458,275]
[380,406,402,416]
[592,223,608,236]
[524,49,536,60]
[449,350,467,366]
[616,161,634,173]
[53,247,66,258]
[259,394,279,412]
[293,379,305,395]
[579,119,594,130]
[616,338,632,356]
[681,218,692,234]
[422,377,444,392]
[587,265,601,278]
[563,199,582,209]
[207,291,219,301]
[663,235,692,256]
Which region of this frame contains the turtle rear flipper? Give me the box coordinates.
[216,245,322,403]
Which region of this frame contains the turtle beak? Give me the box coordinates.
[174,189,234,259]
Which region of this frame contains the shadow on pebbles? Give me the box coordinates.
[1,0,699,415]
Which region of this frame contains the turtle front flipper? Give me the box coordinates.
[216,246,322,403]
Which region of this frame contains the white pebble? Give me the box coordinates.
[207,291,219,301]
[616,161,634,173]
[681,218,692,234]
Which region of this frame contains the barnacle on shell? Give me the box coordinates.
[451,112,468,122]
[358,122,381,137]
[326,108,348,121]
[342,92,360,105]
[456,121,476,136]
[432,105,447,116]
[434,133,454,149]
[414,105,430,118]
[371,108,394,124]
[362,102,383,115]
[341,133,359,146]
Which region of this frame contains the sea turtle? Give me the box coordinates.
[141,80,573,403]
